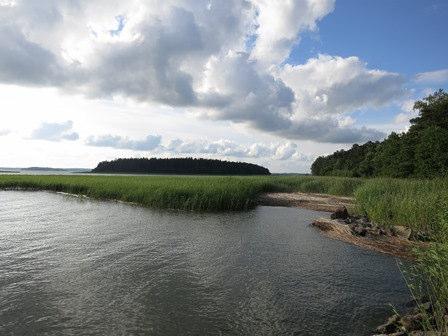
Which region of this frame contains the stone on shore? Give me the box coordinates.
[391,225,412,239]
[330,205,349,220]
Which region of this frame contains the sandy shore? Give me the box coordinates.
[258,192,355,212]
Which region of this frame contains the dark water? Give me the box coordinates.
[0,191,410,336]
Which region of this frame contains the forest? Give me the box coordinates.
[92,157,271,175]
[311,90,448,178]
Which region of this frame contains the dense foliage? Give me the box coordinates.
[92,157,270,175]
[311,90,448,178]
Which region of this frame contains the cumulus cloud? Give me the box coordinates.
[84,132,306,161]
[250,0,335,66]
[86,134,161,150]
[279,55,405,116]
[31,121,79,141]
[414,69,448,84]
[393,97,420,125]
[199,51,295,131]
[164,138,305,160]
[276,117,385,143]
[0,1,402,144]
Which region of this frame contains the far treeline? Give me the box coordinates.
[312,90,448,178]
[92,157,271,175]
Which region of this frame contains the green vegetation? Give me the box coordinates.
[0,174,445,235]
[402,209,448,333]
[0,174,361,211]
[93,157,270,175]
[312,90,448,178]
[354,178,448,238]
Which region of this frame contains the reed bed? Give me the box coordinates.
[0,174,445,231]
[0,174,364,211]
[354,178,448,238]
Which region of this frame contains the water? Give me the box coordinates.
[0,191,410,335]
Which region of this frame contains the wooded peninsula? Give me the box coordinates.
[92,157,271,175]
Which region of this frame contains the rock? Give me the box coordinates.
[367,227,381,237]
[391,226,412,239]
[401,313,423,331]
[352,225,367,236]
[359,215,370,225]
[411,231,431,242]
[330,205,349,220]
[375,314,400,334]
[419,302,432,313]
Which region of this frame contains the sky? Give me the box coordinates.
[0,0,447,172]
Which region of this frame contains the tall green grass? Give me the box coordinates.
[354,178,448,238]
[401,209,448,333]
[0,174,446,234]
[0,174,362,212]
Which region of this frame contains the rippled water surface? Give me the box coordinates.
[0,191,410,335]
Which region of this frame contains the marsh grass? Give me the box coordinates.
[354,178,448,237]
[0,174,362,212]
[0,174,445,225]
[399,209,448,333]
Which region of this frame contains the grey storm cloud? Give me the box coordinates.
[0,1,404,144]
[277,118,386,143]
[30,121,79,141]
[0,25,64,86]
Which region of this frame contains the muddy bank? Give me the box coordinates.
[260,192,426,260]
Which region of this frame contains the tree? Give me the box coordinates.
[311,90,448,178]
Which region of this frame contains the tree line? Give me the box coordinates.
[311,90,448,178]
[92,157,271,175]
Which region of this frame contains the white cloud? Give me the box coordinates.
[279,54,405,116]
[85,132,305,161]
[199,51,295,131]
[162,138,305,161]
[393,99,417,125]
[30,121,79,141]
[0,1,402,145]
[0,129,10,136]
[337,116,355,127]
[250,0,335,66]
[86,134,161,150]
[274,142,301,160]
[415,69,448,84]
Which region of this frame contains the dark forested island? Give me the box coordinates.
[312,90,448,178]
[92,157,271,175]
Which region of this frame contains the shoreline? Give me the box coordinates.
[2,187,424,259]
[258,192,355,212]
[260,192,426,260]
